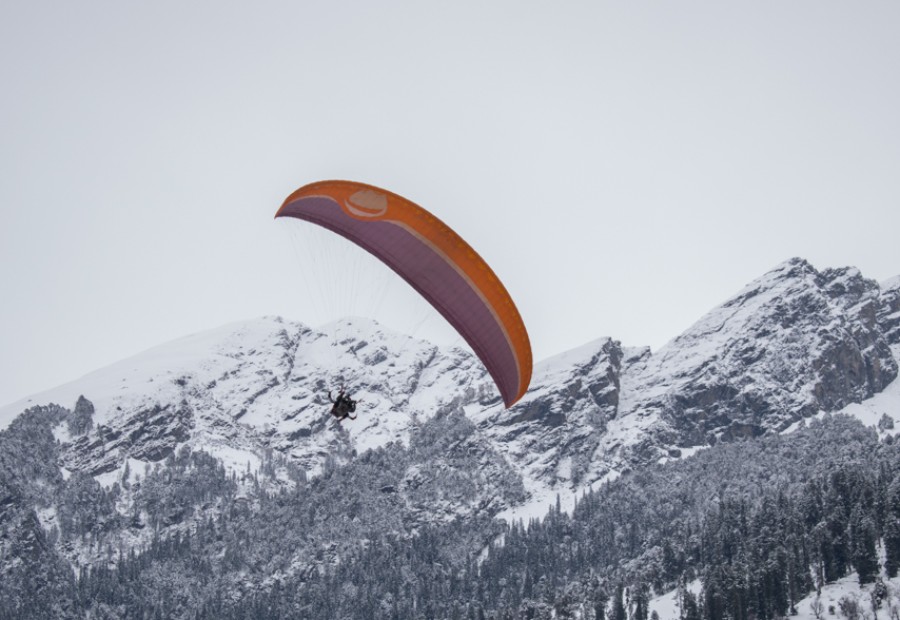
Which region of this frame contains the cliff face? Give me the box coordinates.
[476,259,899,488]
[881,275,900,345]
[622,259,896,444]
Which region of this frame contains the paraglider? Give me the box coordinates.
[276,180,532,408]
[328,386,358,422]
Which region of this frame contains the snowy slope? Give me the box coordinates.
[780,343,900,437]
[649,566,900,620]
[0,316,492,479]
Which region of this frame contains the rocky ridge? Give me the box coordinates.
[0,258,898,517]
[471,258,898,495]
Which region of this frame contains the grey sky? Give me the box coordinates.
[1,0,898,408]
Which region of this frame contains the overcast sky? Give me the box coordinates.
[1,0,898,408]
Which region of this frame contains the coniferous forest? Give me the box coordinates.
[3,402,900,619]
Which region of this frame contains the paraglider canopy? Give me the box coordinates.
[276,180,532,408]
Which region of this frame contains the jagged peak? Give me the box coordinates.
[763,256,817,281]
[536,337,616,370]
[882,275,900,293]
[318,315,384,332]
[751,258,878,297]
[778,255,815,271]
[687,258,876,327]
[641,257,889,389]
[314,316,459,362]
[317,315,412,343]
[0,316,313,429]
[724,258,817,303]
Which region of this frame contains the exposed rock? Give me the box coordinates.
[879,276,900,345]
[63,403,194,476]
[618,259,897,462]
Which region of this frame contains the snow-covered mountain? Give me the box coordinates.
[473,258,899,505]
[1,316,493,478]
[1,258,897,511]
[3,257,900,619]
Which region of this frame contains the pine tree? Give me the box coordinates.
[611,585,626,620]
[850,507,879,585]
[631,583,649,620]
[67,395,94,436]
[885,516,900,578]
[592,582,609,620]
[885,477,900,577]
[680,590,701,620]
